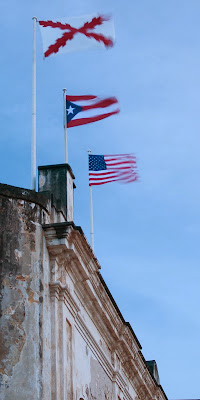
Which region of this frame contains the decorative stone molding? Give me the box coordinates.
[49,280,80,318]
[137,385,147,400]
[113,371,127,392]
[122,326,139,357]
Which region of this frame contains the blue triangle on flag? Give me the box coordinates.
[66,101,82,122]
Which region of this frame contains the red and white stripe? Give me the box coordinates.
[89,154,138,186]
[67,95,120,127]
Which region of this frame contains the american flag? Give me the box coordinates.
[89,154,138,186]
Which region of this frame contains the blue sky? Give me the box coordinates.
[1,1,200,398]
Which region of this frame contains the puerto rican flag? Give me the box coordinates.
[66,95,120,128]
[38,14,115,58]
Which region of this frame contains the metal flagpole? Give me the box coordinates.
[31,16,37,190]
[63,88,68,163]
[88,150,94,251]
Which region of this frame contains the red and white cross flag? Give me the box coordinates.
[38,14,115,58]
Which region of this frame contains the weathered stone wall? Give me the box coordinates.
[0,187,50,400]
[73,330,113,400]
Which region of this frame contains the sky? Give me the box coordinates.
[1,0,200,398]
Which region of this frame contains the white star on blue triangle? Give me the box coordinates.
[66,101,82,122]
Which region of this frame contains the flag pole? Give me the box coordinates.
[31,16,37,190]
[63,88,68,163]
[88,150,94,251]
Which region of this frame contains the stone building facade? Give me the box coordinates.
[0,164,168,400]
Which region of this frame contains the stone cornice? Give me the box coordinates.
[38,163,75,180]
[75,278,122,350]
[43,222,101,273]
